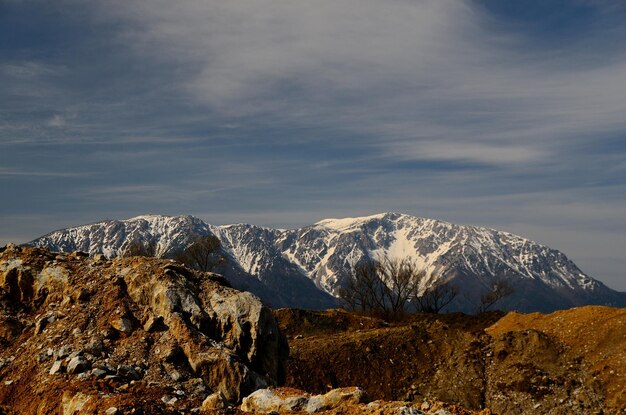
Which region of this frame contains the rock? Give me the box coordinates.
[162,342,183,363]
[109,316,134,334]
[84,338,104,357]
[67,356,90,375]
[101,327,118,339]
[91,368,107,379]
[105,407,120,415]
[143,315,167,332]
[161,396,178,405]
[168,369,184,382]
[50,360,65,375]
[61,391,91,415]
[183,337,267,402]
[201,391,228,411]
[57,345,70,358]
[200,284,289,386]
[122,264,288,402]
[0,266,34,304]
[0,247,290,412]
[34,316,49,334]
[397,406,424,415]
[117,365,142,380]
[241,387,369,414]
[241,389,308,413]
[305,387,368,413]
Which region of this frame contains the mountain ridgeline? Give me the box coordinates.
[28,213,626,312]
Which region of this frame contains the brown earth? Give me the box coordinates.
[2,244,625,415]
[487,307,626,412]
[276,307,626,415]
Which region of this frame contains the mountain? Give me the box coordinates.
[27,213,626,312]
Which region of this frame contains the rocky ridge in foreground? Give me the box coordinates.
[0,245,483,415]
[0,244,288,414]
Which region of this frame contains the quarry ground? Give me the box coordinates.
[1,245,625,415]
[276,306,626,415]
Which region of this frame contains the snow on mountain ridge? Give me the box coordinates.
[27,212,626,312]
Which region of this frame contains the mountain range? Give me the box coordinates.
[27,213,626,312]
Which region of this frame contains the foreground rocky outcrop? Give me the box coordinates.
[0,244,288,414]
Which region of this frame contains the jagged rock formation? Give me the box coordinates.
[28,213,626,312]
[0,244,288,414]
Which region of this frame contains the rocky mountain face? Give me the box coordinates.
[28,213,626,312]
[0,244,288,414]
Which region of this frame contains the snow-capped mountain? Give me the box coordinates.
[28,213,626,312]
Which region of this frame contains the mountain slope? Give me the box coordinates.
[28,213,626,312]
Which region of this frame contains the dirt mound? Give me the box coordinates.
[0,244,288,414]
[279,311,504,409]
[279,308,626,414]
[487,306,626,411]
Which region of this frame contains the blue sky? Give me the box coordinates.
[1,0,625,290]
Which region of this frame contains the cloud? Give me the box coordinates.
[0,168,84,177]
[0,61,65,79]
[89,0,626,168]
[47,114,67,128]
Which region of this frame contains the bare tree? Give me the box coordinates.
[339,256,427,320]
[338,261,389,317]
[477,278,514,313]
[414,281,458,314]
[123,240,157,258]
[378,256,425,317]
[173,235,224,272]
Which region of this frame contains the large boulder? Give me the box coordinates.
[120,262,289,401]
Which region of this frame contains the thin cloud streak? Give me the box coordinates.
[96,0,626,167]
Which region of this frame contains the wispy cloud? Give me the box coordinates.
[95,0,626,167]
[0,168,85,178]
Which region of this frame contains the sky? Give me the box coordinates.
[1,0,625,290]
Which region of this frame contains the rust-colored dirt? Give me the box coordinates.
[277,307,626,414]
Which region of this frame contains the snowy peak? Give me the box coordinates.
[33,214,210,258]
[27,213,626,312]
[314,212,394,231]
